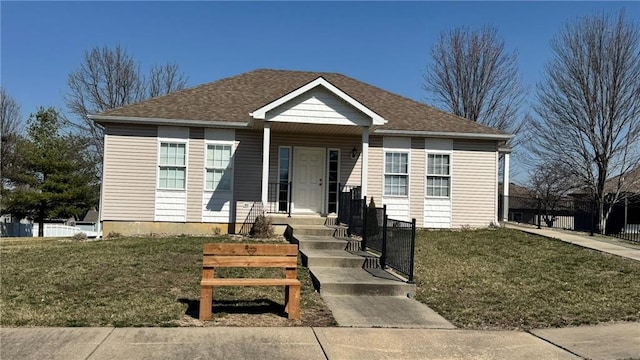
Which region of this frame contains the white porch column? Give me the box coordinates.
[261,122,271,205]
[361,126,369,200]
[502,152,510,221]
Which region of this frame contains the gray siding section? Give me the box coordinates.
[451,140,498,227]
[410,138,425,227]
[269,133,362,188]
[367,136,384,204]
[234,130,263,202]
[187,128,205,222]
[102,124,157,221]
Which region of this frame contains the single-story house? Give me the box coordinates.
[89,69,512,236]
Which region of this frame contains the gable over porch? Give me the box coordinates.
[250,76,387,216]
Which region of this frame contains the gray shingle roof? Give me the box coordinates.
[98,69,508,136]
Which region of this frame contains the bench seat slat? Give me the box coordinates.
[203,243,298,256]
[201,278,301,286]
[203,256,298,268]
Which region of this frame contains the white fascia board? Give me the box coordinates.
[374,129,514,140]
[88,115,249,129]
[249,77,387,125]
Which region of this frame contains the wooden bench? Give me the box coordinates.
[199,243,301,321]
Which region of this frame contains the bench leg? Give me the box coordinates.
[199,286,213,321]
[287,284,300,320]
[284,286,290,313]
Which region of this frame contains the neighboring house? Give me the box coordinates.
[89,69,512,236]
[604,166,640,235]
[498,183,538,224]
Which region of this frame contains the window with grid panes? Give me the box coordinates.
[158,142,186,189]
[426,153,450,197]
[384,152,408,196]
[205,144,233,191]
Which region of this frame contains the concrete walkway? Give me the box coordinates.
[322,295,455,329]
[2,323,638,359]
[505,223,640,261]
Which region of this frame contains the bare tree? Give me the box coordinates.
[424,25,525,134]
[65,45,188,166]
[529,161,579,227]
[0,87,23,193]
[532,11,640,233]
[147,63,188,98]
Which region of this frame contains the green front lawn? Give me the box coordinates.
[0,236,334,327]
[414,228,640,330]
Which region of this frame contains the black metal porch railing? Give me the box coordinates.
[266,182,292,217]
[383,217,417,283]
[337,187,417,283]
[337,184,364,233]
[239,202,264,235]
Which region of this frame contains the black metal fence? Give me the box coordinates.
[500,194,640,243]
[266,182,292,216]
[337,189,417,282]
[606,198,640,243]
[501,195,595,234]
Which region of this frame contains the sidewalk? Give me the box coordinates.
[2,323,638,359]
[505,223,640,261]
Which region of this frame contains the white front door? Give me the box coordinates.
[293,147,325,213]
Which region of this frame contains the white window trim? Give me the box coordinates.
[425,150,452,199]
[383,150,410,198]
[157,138,188,191]
[326,148,341,213]
[203,140,235,193]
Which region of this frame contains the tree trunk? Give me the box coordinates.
[38,204,44,237]
[598,196,606,235]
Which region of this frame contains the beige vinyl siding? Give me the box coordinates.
[186,128,205,222]
[269,133,362,188]
[233,130,262,202]
[102,124,157,221]
[410,138,425,227]
[367,136,383,204]
[451,140,498,227]
[266,87,370,126]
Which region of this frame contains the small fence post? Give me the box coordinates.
[361,196,368,251]
[408,218,416,284]
[537,197,542,229]
[381,205,387,268]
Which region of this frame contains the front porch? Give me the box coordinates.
[261,129,369,217]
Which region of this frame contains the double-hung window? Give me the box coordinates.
[426,153,450,197]
[384,152,408,196]
[158,142,186,190]
[206,144,233,191]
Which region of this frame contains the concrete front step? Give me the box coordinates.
[291,235,348,251]
[290,225,337,237]
[270,215,328,226]
[300,249,366,268]
[309,267,416,297]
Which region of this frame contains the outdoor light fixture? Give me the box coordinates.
[351,147,359,159]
